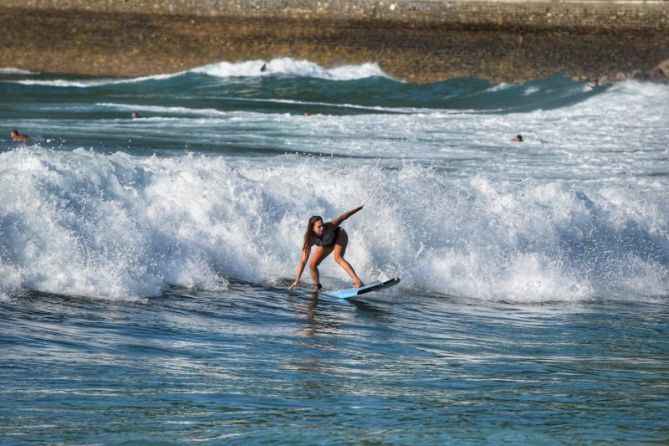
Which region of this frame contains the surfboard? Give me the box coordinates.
[322,278,400,299]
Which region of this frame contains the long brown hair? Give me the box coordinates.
[302,215,322,251]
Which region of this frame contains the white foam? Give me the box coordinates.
[486,82,511,92]
[97,99,405,117]
[6,58,389,88]
[97,102,229,117]
[523,86,540,96]
[192,58,389,80]
[2,146,666,302]
[0,67,38,75]
[13,72,181,88]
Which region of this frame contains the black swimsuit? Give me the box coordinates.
[311,226,341,248]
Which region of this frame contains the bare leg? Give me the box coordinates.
[332,230,364,288]
[308,246,332,288]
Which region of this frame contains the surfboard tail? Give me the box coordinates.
[325,277,401,299]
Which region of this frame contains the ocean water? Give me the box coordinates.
[1,58,667,445]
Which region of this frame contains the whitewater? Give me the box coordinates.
[1,58,668,445]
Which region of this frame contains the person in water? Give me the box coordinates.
[9,129,29,142]
[289,205,365,290]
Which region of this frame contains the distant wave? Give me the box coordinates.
[192,58,389,81]
[6,58,389,88]
[0,67,38,75]
[0,59,624,114]
[12,72,178,88]
[97,102,230,117]
[97,99,410,116]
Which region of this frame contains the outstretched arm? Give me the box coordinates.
[331,205,364,227]
[289,247,311,289]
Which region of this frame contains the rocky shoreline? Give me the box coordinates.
[2,0,668,83]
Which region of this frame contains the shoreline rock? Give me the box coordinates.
[636,59,669,84]
[1,1,668,83]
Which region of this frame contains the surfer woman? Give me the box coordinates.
[289,205,365,290]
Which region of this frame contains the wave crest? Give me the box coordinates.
[1,148,667,302]
[193,58,389,80]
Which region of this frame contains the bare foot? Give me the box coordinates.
[353,281,364,288]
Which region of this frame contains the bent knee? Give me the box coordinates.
[333,253,345,263]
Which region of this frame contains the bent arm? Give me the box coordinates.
[289,247,311,289]
[331,205,364,227]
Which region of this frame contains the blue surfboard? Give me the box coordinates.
[322,278,400,299]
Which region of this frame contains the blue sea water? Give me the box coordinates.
[1,59,668,444]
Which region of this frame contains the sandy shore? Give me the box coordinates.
[2,0,668,82]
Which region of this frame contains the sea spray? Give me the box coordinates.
[1,147,666,301]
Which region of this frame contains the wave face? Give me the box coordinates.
[1,59,668,301]
[2,58,605,112]
[0,149,666,302]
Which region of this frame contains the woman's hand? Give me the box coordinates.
[333,205,365,226]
